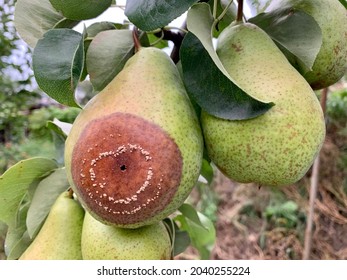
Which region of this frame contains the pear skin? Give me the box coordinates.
[81,212,171,260]
[19,191,84,260]
[201,22,326,187]
[65,47,203,228]
[267,0,347,89]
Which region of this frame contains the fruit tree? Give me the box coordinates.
[0,0,346,260]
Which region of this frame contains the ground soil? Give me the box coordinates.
[178,124,347,260]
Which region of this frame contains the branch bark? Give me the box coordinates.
[132,27,142,52]
[302,87,328,260]
[154,22,187,64]
[236,0,244,22]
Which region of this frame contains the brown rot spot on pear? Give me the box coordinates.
[231,42,243,52]
[333,44,341,56]
[71,112,183,226]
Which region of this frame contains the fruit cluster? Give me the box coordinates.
[18,0,347,260]
[20,191,172,260]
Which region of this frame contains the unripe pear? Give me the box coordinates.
[267,0,347,89]
[64,47,203,228]
[81,212,171,260]
[201,22,326,187]
[19,191,84,260]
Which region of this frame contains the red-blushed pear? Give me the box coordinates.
[64,47,203,228]
[81,212,171,260]
[201,22,326,187]
[267,0,347,89]
[19,191,84,260]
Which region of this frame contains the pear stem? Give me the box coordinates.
[212,0,235,32]
[213,0,218,19]
[218,0,234,22]
[67,188,74,199]
[302,87,328,260]
[132,27,142,53]
[236,0,244,22]
[319,87,328,115]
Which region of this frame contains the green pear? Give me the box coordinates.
[267,0,347,89]
[65,47,203,228]
[201,22,326,187]
[81,212,171,260]
[19,191,84,260]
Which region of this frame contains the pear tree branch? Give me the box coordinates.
[153,24,187,64]
[132,27,142,53]
[302,87,328,260]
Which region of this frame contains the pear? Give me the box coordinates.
[19,191,84,260]
[267,0,347,89]
[65,47,203,228]
[201,22,326,187]
[81,212,171,260]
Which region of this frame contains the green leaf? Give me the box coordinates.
[0,158,58,227]
[5,203,31,260]
[249,9,322,74]
[282,200,299,212]
[6,231,31,260]
[186,212,216,259]
[200,159,214,185]
[48,118,75,165]
[181,32,273,120]
[80,26,91,82]
[0,221,7,238]
[54,18,80,29]
[175,211,216,259]
[86,22,117,37]
[181,3,274,120]
[49,0,112,20]
[4,202,28,255]
[178,203,205,228]
[162,218,175,256]
[47,120,69,139]
[146,33,169,49]
[86,30,134,91]
[163,218,191,257]
[33,29,84,107]
[26,168,69,238]
[244,0,273,17]
[84,21,132,81]
[265,200,298,218]
[210,0,237,37]
[47,119,71,165]
[54,135,66,166]
[14,0,79,48]
[173,229,191,257]
[339,0,347,9]
[125,0,198,31]
[47,119,72,166]
[186,3,228,77]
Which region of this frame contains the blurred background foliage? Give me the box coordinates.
[0,0,86,174]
